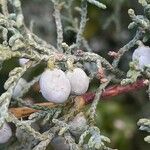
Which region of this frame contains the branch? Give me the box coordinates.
[84,79,147,103]
[9,79,147,118]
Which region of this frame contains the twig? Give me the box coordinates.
[87,0,106,9]
[9,79,147,118]
[1,0,9,16]
[76,0,87,48]
[112,29,144,67]
[52,0,64,52]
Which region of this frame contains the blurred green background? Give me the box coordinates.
[0,0,150,149]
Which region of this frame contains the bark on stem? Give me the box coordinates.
[84,79,147,103]
[9,79,147,118]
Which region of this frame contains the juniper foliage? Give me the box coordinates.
[0,0,150,149]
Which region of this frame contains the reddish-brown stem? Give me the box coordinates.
[83,79,147,103]
[9,79,148,118]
